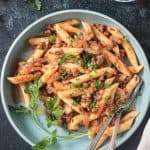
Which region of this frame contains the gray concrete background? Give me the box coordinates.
[0,0,150,149]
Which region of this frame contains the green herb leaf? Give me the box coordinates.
[118,99,125,105]
[59,54,79,64]
[105,98,109,105]
[33,137,50,150]
[90,100,96,108]
[72,101,77,106]
[46,115,58,127]
[25,79,42,111]
[49,35,56,43]
[8,105,31,114]
[49,129,57,145]
[52,107,64,118]
[70,83,85,89]
[82,53,97,69]
[59,69,68,80]
[93,80,101,89]
[104,83,111,89]
[33,130,57,150]
[45,96,64,128]
[123,35,128,40]
[25,0,42,11]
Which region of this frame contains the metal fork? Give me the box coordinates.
[87,80,143,150]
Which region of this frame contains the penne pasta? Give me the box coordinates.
[69,67,116,84]
[104,77,115,85]
[18,84,30,107]
[89,83,119,121]
[29,37,50,46]
[82,22,94,41]
[128,65,144,73]
[124,74,140,97]
[122,40,138,66]
[60,19,80,26]
[7,73,40,84]
[54,81,70,91]
[60,23,83,35]
[107,26,124,40]
[57,92,83,113]
[92,26,113,48]
[102,49,131,76]
[112,45,120,57]
[41,64,58,83]
[27,48,44,62]
[55,24,73,45]
[62,63,85,73]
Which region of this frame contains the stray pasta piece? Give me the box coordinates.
[7,73,41,84]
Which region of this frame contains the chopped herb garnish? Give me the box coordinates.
[76,77,80,81]
[25,0,42,11]
[72,101,77,106]
[45,95,64,127]
[105,98,109,105]
[93,80,101,89]
[107,61,112,67]
[49,35,56,43]
[25,79,42,111]
[123,35,128,40]
[77,32,83,38]
[104,70,108,76]
[59,54,79,64]
[59,69,68,80]
[118,99,125,105]
[33,129,57,150]
[74,96,81,103]
[104,83,111,89]
[82,53,97,70]
[70,83,86,89]
[90,100,96,108]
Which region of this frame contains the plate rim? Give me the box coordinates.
[1,9,150,149]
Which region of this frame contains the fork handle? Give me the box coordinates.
[87,115,114,150]
[109,113,121,150]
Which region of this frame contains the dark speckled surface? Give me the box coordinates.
[0,0,150,150]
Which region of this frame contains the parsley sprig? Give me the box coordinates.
[9,79,87,150]
[59,54,79,64]
[82,53,97,70]
[45,96,64,127]
[25,0,42,11]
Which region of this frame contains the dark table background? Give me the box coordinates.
[0,0,150,150]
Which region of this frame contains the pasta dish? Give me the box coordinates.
[7,19,143,149]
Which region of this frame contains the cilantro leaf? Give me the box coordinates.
[93,80,101,89]
[52,107,64,118]
[59,54,79,64]
[46,115,58,128]
[82,53,97,69]
[45,96,64,128]
[104,83,111,89]
[8,105,31,114]
[49,35,56,43]
[33,137,49,150]
[33,130,57,150]
[26,0,42,11]
[59,68,68,81]
[25,79,42,111]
